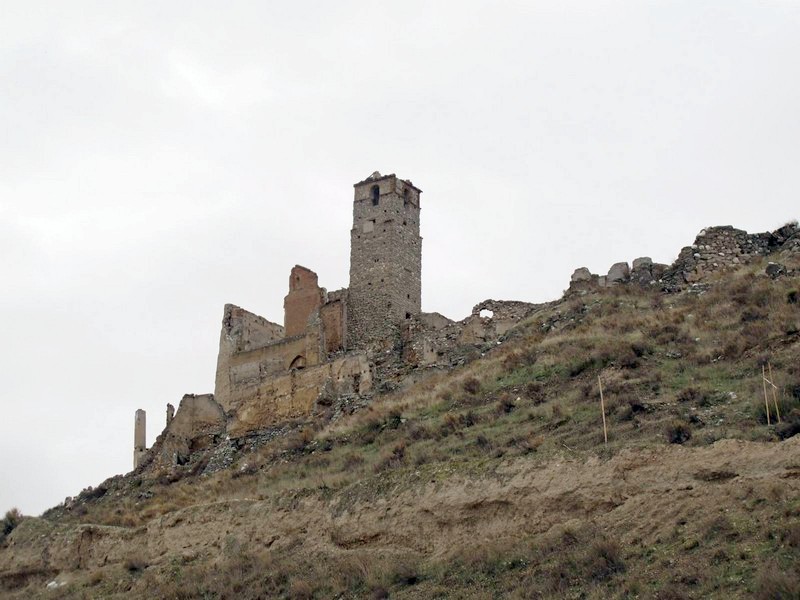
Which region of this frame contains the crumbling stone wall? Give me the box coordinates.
[567,222,800,294]
[283,265,324,338]
[347,172,422,350]
[400,300,539,369]
[320,299,346,355]
[225,354,372,436]
[661,225,796,286]
[214,304,285,406]
[146,394,227,468]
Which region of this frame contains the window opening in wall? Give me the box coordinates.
[403,189,409,207]
[479,309,494,319]
[405,312,412,319]
[289,355,306,370]
[371,185,379,206]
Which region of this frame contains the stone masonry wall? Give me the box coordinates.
[348,172,422,350]
[283,265,324,338]
[214,304,286,410]
[567,222,800,294]
[225,353,372,436]
[320,299,346,355]
[661,225,793,285]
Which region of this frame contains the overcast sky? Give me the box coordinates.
[1,1,797,515]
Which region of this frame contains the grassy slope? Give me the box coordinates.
[3,255,800,599]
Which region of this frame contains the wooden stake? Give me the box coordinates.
[598,375,608,445]
[762,364,771,426]
[768,363,782,423]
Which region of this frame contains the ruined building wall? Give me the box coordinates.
[284,265,325,338]
[348,173,422,349]
[225,354,372,436]
[320,299,346,354]
[214,304,285,409]
[662,225,788,285]
[566,223,800,294]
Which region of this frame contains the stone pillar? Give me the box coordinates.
[133,409,146,469]
[166,403,175,427]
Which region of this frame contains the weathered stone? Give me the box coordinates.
[632,257,652,270]
[766,262,786,278]
[283,266,324,338]
[607,262,630,284]
[570,267,592,283]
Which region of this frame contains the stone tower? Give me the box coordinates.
[348,172,422,348]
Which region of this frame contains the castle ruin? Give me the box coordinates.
[133,172,535,469]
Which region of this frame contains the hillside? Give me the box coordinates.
[2,234,800,599]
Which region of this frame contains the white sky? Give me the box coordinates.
[1,1,797,515]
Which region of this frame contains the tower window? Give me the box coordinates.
[371,185,379,206]
[405,312,412,319]
[403,188,410,207]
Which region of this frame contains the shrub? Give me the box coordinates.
[776,409,800,440]
[439,411,477,437]
[497,394,516,414]
[665,419,692,444]
[677,387,703,404]
[525,381,546,404]
[619,395,646,421]
[583,539,626,581]
[463,377,481,395]
[342,453,365,470]
[475,434,492,450]
[755,394,800,427]
[0,508,22,543]
[124,554,149,573]
[507,433,543,454]
[374,443,407,472]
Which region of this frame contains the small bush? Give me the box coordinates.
[463,377,481,395]
[374,443,407,472]
[497,394,516,414]
[755,394,800,427]
[342,453,365,471]
[124,554,149,573]
[475,434,492,450]
[525,381,546,404]
[665,419,692,444]
[439,411,477,437]
[507,433,543,454]
[1,508,22,543]
[776,409,800,440]
[677,387,703,404]
[583,539,626,581]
